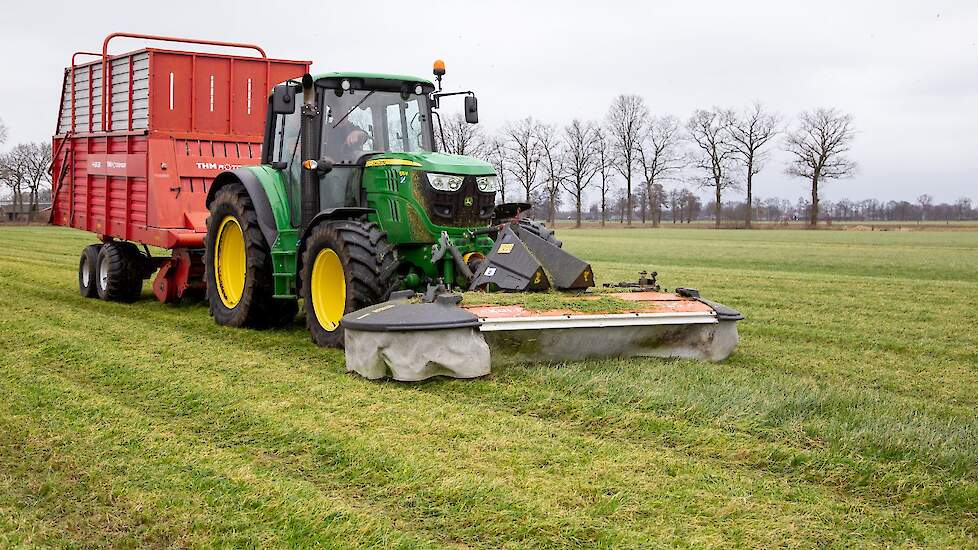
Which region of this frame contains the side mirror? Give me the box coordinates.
[301,158,334,175]
[464,95,479,124]
[271,84,297,115]
[316,158,334,176]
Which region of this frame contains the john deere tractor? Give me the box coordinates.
[205,63,570,347]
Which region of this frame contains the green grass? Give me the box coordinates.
[462,290,641,313]
[1,225,977,548]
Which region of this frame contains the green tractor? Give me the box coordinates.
[204,64,558,346]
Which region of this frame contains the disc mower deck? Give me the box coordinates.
[466,291,740,365]
[342,290,743,381]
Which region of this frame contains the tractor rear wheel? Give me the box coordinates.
[301,219,398,348]
[205,184,296,328]
[79,244,102,298]
[95,242,145,302]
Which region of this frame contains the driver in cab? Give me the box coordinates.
[326,118,369,162]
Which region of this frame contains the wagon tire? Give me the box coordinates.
[95,242,145,302]
[301,219,398,348]
[205,183,293,328]
[79,244,102,298]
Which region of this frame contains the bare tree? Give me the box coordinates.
[503,117,542,202]
[729,102,780,228]
[668,188,682,223]
[0,145,28,213]
[536,123,565,224]
[486,138,510,203]
[24,142,52,212]
[594,128,615,226]
[560,119,601,227]
[917,193,933,223]
[1,142,53,217]
[649,183,667,225]
[687,108,738,227]
[0,118,8,145]
[784,108,858,227]
[436,113,485,157]
[637,115,684,226]
[606,94,648,225]
[955,197,973,221]
[679,188,701,223]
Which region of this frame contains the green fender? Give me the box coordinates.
[207,166,299,297]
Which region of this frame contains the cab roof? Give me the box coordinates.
[270,72,435,97]
[312,71,434,86]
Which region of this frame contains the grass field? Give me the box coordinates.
[1,225,977,548]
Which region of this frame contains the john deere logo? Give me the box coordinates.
[464,196,474,207]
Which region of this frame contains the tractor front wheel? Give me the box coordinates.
[301,220,397,348]
[205,184,296,328]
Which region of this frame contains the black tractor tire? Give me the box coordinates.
[301,219,398,348]
[204,184,296,329]
[78,244,102,298]
[95,242,145,302]
[519,219,562,248]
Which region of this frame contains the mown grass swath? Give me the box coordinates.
[1,226,977,547]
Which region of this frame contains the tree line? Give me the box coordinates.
[1,110,974,226]
[0,118,53,217]
[631,195,976,225]
[438,95,905,228]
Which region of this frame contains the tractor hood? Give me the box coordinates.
[365,151,494,176]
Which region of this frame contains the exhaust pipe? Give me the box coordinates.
[299,73,320,228]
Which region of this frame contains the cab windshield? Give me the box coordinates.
[322,90,433,165]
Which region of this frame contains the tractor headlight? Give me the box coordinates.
[427,173,464,192]
[476,175,499,193]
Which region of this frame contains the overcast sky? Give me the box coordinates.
[1,0,975,203]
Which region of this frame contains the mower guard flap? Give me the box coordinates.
[341,300,490,381]
[469,225,594,291]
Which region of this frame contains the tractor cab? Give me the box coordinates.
[262,70,497,236]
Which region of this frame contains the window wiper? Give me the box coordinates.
[333,91,375,129]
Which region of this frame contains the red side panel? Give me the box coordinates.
[51,47,310,249]
[50,135,149,240]
[230,59,269,136]
[149,52,193,132]
[147,137,261,238]
[193,56,231,134]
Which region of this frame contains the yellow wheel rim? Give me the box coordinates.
[214,215,246,308]
[310,248,346,331]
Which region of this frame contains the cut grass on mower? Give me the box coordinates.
[1,225,977,548]
[462,290,640,313]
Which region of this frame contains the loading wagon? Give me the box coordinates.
[50,32,309,302]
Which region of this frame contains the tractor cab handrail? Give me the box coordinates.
[99,32,269,132]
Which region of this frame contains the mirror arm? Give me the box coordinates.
[432,90,474,101]
[431,110,446,153]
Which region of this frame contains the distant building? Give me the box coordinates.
[0,202,52,223]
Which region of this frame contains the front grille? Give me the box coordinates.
[420,173,495,227]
